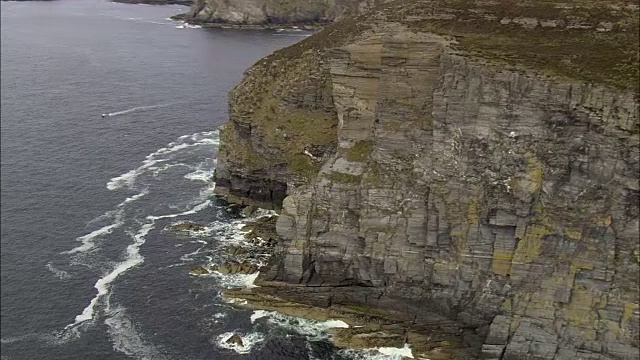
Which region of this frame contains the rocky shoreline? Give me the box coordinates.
[170,13,323,31]
[224,287,476,360]
[173,0,384,31]
[209,207,475,359]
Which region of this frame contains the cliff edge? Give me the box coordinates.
[215,0,640,358]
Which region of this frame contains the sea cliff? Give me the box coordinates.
[180,0,384,28]
[214,0,640,358]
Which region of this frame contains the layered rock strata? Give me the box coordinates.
[215,0,640,358]
[183,0,383,28]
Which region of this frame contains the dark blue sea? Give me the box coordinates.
[0,1,400,359]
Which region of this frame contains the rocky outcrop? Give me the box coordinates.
[215,0,640,358]
[112,0,192,5]
[183,0,383,28]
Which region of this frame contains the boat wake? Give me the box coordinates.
[102,102,182,118]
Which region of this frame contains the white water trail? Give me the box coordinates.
[104,102,179,117]
[62,191,147,255]
[60,130,218,343]
[65,197,213,330]
[62,214,124,255]
[65,223,154,329]
[0,325,86,347]
[46,263,71,280]
[104,306,167,360]
[107,130,218,191]
[146,200,211,221]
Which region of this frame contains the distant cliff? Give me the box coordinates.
[112,0,192,5]
[182,0,384,28]
[215,0,640,358]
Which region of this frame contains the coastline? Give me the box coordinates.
[170,13,325,31]
[209,204,481,359]
[111,0,192,5]
[223,286,482,360]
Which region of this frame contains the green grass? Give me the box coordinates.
[400,0,639,91]
[345,140,374,162]
[326,171,362,184]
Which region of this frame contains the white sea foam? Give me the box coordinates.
[74,191,145,252]
[118,191,148,207]
[254,209,278,218]
[0,326,84,347]
[65,223,154,329]
[250,310,271,323]
[107,130,218,190]
[105,306,167,359]
[0,333,42,345]
[212,312,227,319]
[85,209,120,227]
[377,344,414,359]
[175,22,202,29]
[62,217,123,255]
[216,332,264,354]
[147,200,211,221]
[249,310,349,341]
[213,271,259,289]
[46,263,70,280]
[184,169,214,182]
[180,247,204,262]
[338,345,416,360]
[152,163,188,176]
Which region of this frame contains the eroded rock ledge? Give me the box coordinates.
[215,0,640,358]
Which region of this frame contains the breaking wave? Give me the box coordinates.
[215,332,265,354]
[250,310,349,341]
[338,345,415,360]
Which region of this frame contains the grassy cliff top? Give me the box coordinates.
[399,0,640,91]
[253,0,639,92]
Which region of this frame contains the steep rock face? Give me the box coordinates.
[273,34,639,359]
[186,0,382,26]
[216,0,640,358]
[214,17,379,208]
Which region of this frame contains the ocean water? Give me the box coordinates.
[0,1,411,359]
